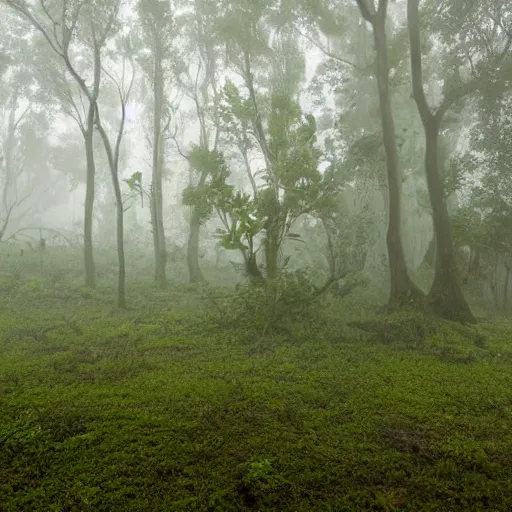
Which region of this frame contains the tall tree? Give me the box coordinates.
[0,93,58,241]
[2,0,121,288]
[136,0,175,288]
[290,0,424,308]
[95,45,135,308]
[407,0,511,322]
[354,0,424,309]
[208,1,347,319]
[174,0,224,283]
[0,13,64,243]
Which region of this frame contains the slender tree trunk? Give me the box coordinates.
[503,263,510,313]
[186,158,210,284]
[83,126,96,289]
[80,47,102,291]
[408,0,474,323]
[489,259,499,312]
[241,139,258,197]
[151,43,167,288]
[187,208,205,283]
[357,1,424,309]
[94,75,131,308]
[112,180,126,308]
[151,132,167,287]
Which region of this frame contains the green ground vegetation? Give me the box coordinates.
[1,247,512,511]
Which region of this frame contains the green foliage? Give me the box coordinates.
[214,193,263,252]
[182,147,232,223]
[211,266,337,332]
[124,171,142,191]
[1,285,512,510]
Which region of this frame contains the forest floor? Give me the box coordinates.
[1,275,512,511]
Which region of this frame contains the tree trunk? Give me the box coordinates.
[187,208,205,283]
[363,5,424,309]
[263,201,282,321]
[423,123,473,321]
[94,85,130,308]
[151,43,167,288]
[80,46,102,291]
[408,0,474,323]
[489,262,499,312]
[151,132,167,288]
[83,127,96,289]
[503,263,510,313]
[113,180,126,308]
[242,247,263,280]
[422,231,436,269]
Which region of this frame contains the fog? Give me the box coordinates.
[1,0,512,510]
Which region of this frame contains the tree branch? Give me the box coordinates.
[293,24,362,70]
[355,0,376,23]
[407,0,434,127]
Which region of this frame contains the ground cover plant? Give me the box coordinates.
[1,251,512,511]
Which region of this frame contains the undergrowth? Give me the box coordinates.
[0,250,512,510]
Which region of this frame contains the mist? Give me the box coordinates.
[1,0,512,510]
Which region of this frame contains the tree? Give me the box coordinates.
[173,0,225,283]
[453,67,512,312]
[354,0,425,309]
[287,0,425,309]
[0,91,30,241]
[187,2,349,321]
[407,0,511,322]
[135,0,175,288]
[94,44,135,308]
[0,17,64,243]
[2,0,121,288]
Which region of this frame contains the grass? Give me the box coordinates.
[1,249,512,510]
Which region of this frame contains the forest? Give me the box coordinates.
[0,0,512,510]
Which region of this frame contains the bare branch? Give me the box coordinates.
[293,24,363,70]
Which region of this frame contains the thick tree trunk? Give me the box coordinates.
[187,208,205,283]
[365,6,424,309]
[83,128,96,289]
[423,123,473,321]
[408,0,474,323]
[151,44,167,288]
